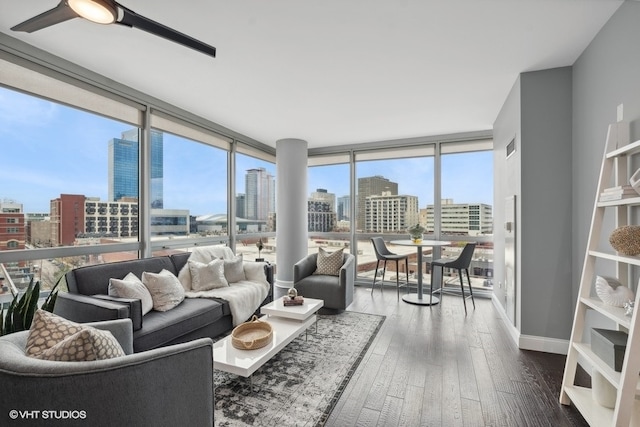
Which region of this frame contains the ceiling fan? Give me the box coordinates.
[11,0,216,58]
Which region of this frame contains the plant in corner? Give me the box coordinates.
[0,277,60,336]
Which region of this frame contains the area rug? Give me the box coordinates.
[214,311,385,426]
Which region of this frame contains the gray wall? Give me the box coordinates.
[494,67,573,340]
[493,0,640,345]
[520,67,573,339]
[493,75,521,324]
[572,1,640,302]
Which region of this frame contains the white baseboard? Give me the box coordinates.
[519,334,569,355]
[491,294,520,345]
[491,294,569,355]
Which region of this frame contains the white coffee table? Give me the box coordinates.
[213,297,324,380]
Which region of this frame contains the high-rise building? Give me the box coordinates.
[108,129,164,208]
[50,194,85,246]
[236,193,246,218]
[52,194,189,244]
[308,189,337,232]
[337,195,350,221]
[310,189,336,212]
[245,168,275,221]
[424,199,493,235]
[365,191,418,233]
[357,175,398,231]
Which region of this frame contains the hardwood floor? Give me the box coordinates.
[325,285,590,427]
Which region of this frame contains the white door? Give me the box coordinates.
[505,195,516,325]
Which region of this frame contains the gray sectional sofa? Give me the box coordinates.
[54,252,273,352]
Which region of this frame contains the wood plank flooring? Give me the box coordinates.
[325,285,590,427]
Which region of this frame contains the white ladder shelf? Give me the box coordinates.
[560,123,640,426]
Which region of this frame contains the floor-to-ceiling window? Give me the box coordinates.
[307,157,351,257]
[354,145,435,285]
[440,141,494,290]
[233,149,276,263]
[0,78,143,296]
[0,49,492,305]
[308,140,493,292]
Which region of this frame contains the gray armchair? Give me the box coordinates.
[0,319,213,427]
[293,252,355,311]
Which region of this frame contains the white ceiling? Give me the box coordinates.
[0,0,623,148]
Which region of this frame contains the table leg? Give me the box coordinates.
[306,317,319,341]
[402,246,440,306]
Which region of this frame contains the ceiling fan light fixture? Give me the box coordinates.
[68,0,118,24]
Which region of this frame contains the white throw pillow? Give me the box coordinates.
[142,269,185,312]
[243,261,269,286]
[177,262,193,292]
[224,255,246,283]
[189,259,228,291]
[109,272,154,315]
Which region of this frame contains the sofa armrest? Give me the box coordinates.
[0,338,213,427]
[294,254,318,282]
[91,295,143,331]
[53,292,131,324]
[264,263,274,285]
[88,318,134,355]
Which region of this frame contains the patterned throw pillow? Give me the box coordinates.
[189,259,228,291]
[142,269,185,312]
[313,247,344,276]
[109,272,154,315]
[224,255,247,283]
[26,309,125,361]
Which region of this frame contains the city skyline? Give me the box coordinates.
[0,85,493,216]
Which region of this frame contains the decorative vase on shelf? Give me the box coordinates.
[609,225,640,256]
[407,224,426,244]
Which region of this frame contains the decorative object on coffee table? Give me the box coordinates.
[283,296,304,306]
[231,315,273,350]
[609,225,640,255]
[287,287,298,299]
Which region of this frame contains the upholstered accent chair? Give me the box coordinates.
[293,251,355,311]
[0,319,214,427]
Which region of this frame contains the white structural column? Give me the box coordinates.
[275,138,308,295]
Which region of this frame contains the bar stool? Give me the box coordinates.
[370,237,409,298]
[430,243,476,314]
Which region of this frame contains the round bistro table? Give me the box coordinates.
[390,239,451,306]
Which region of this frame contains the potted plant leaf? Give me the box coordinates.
[0,277,60,336]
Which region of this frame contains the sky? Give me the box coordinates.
[0,86,492,215]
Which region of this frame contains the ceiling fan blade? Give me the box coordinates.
[116,7,216,58]
[11,0,79,33]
